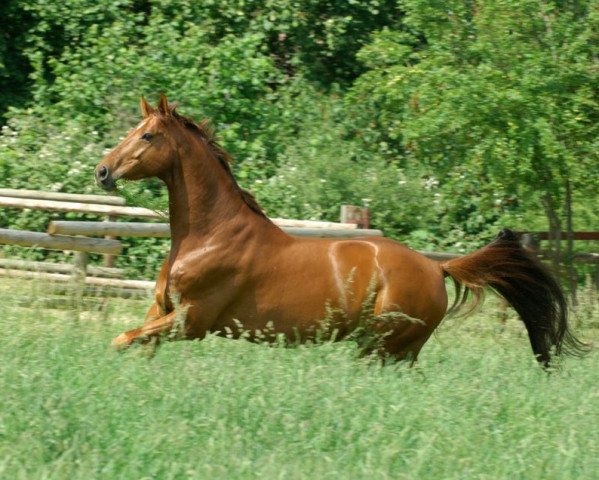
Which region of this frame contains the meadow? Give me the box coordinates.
[1,277,598,479]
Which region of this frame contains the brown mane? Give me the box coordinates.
[169,109,269,219]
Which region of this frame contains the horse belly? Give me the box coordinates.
[211,272,345,340]
[212,242,383,340]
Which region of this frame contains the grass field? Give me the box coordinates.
[1,277,599,479]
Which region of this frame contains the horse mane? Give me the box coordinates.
[168,109,269,219]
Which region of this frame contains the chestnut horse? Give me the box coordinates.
[95,94,585,366]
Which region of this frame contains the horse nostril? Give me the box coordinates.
[96,165,115,190]
[98,166,109,181]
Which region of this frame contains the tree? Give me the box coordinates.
[351,0,599,262]
[0,0,409,276]
[0,0,36,117]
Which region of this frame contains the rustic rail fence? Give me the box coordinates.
[0,189,385,297]
[1,188,597,302]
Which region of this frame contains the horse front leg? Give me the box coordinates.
[111,309,183,349]
[143,302,165,323]
[142,302,170,353]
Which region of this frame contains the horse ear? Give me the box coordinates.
[140,96,155,118]
[157,93,171,116]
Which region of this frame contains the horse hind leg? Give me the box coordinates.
[356,303,430,364]
[356,322,428,365]
[381,335,429,365]
[374,264,447,365]
[370,285,445,364]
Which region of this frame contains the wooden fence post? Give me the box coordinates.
[340,205,370,229]
[73,251,89,281]
[521,233,540,253]
[104,215,116,268]
[71,251,88,318]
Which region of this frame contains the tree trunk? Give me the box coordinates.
[565,180,577,304]
[541,192,562,280]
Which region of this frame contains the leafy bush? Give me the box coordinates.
[253,93,438,245]
[1,0,597,281]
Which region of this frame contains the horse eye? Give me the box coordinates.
[141,132,154,141]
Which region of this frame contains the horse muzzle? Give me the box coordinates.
[95,165,117,191]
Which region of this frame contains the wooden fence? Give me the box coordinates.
[0,189,384,295]
[1,188,597,298]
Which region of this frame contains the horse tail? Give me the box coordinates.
[440,228,588,366]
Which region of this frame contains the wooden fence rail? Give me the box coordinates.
[0,196,162,219]
[47,221,383,239]
[0,228,122,255]
[0,188,125,205]
[0,268,154,291]
[0,258,123,278]
[573,253,599,263]
[417,251,461,261]
[48,221,170,238]
[531,232,599,241]
[0,194,367,228]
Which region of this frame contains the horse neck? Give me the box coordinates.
[160,135,268,245]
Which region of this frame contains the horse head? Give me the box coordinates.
[95,94,180,190]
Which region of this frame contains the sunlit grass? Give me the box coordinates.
[1,277,598,479]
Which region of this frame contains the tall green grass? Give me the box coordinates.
[1,278,598,479]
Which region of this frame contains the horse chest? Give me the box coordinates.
[167,249,238,294]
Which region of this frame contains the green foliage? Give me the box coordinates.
[0,0,597,278]
[0,116,106,245]
[253,92,438,242]
[0,1,35,116]
[350,0,599,237]
[1,277,599,478]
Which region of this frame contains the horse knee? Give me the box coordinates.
[144,302,165,323]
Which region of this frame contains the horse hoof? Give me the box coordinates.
[111,333,133,349]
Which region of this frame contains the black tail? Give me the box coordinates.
[441,229,588,366]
